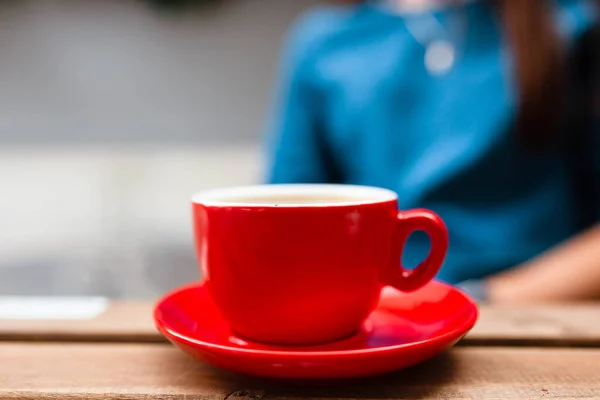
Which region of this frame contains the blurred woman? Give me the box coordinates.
[264,0,599,302]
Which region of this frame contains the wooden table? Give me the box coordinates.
[2,302,600,399]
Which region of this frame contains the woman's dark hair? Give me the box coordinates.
[496,0,564,145]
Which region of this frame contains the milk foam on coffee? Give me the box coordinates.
[221,194,365,205]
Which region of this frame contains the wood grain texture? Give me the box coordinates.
[1,343,600,399]
[0,302,161,343]
[466,303,600,347]
[2,302,600,346]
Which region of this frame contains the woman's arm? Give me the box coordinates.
[487,224,600,303]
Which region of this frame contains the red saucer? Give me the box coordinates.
[154,281,478,380]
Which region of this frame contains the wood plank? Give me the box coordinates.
[0,302,160,343]
[1,343,600,399]
[466,303,600,347]
[2,301,600,346]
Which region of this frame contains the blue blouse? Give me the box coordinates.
[264,0,598,284]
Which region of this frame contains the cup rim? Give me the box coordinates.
[191,184,398,208]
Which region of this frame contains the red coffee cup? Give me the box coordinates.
[192,184,448,346]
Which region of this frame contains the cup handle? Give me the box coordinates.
[385,209,448,292]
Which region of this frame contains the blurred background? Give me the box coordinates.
[0,0,314,298]
[1,0,598,305]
